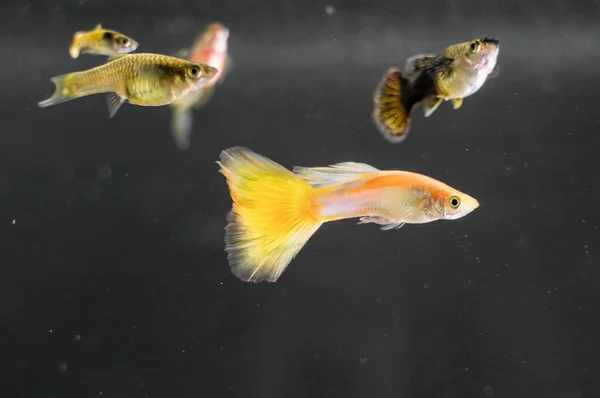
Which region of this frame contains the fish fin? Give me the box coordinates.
[357,216,405,231]
[106,54,127,62]
[106,92,125,118]
[69,46,80,59]
[69,32,84,59]
[372,67,420,143]
[218,147,323,283]
[172,48,190,59]
[38,75,77,108]
[425,56,454,81]
[488,64,500,80]
[423,96,442,117]
[404,53,437,77]
[191,86,215,109]
[452,98,463,110]
[171,107,193,150]
[293,162,380,188]
[218,56,233,85]
[94,23,102,30]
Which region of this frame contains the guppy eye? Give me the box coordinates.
[449,195,461,209]
[119,38,130,46]
[188,66,200,78]
[469,41,480,53]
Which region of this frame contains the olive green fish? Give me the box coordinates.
[38,53,218,117]
[69,24,139,59]
[372,37,500,143]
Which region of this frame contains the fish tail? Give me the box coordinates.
[171,105,194,151]
[37,74,77,108]
[372,67,419,143]
[69,32,84,59]
[218,147,324,283]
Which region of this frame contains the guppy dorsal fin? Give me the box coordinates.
[94,23,103,30]
[293,162,380,188]
[404,53,437,77]
[425,56,454,81]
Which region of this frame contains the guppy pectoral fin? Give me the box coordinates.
[192,86,215,110]
[106,92,126,118]
[488,64,500,80]
[452,98,463,110]
[357,216,405,231]
[423,96,442,117]
[171,107,193,151]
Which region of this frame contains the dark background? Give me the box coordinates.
[1,0,599,397]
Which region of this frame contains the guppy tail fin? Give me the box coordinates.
[372,67,422,143]
[217,147,324,283]
[69,32,85,59]
[38,75,77,108]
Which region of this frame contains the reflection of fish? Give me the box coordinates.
[218,146,479,283]
[373,38,500,143]
[38,53,217,117]
[69,24,139,59]
[170,22,231,150]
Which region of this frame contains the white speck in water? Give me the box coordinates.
[12,219,15,225]
[58,361,67,372]
[325,5,335,14]
[75,334,81,341]
[98,166,112,180]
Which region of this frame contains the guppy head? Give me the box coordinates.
[438,190,480,220]
[174,62,219,91]
[463,37,499,74]
[102,31,139,55]
[421,187,479,221]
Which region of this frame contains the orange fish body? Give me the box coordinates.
[218,147,479,283]
[170,22,231,150]
[315,171,472,224]
[187,22,230,88]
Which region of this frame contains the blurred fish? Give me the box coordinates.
[373,37,500,143]
[170,22,232,150]
[218,146,479,283]
[69,24,139,59]
[38,53,218,117]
